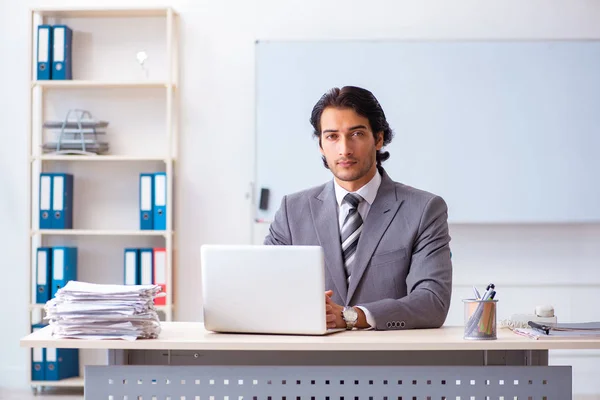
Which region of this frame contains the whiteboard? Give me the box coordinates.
[255,41,600,223]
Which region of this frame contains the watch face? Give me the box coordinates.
[343,307,358,322]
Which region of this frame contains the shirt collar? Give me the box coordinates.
[334,169,382,207]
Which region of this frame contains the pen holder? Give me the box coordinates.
[463,299,498,340]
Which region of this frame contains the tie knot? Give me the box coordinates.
[344,193,363,209]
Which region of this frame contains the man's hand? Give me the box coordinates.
[325,290,370,329]
[325,290,345,329]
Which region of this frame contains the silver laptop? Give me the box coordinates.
[200,244,344,335]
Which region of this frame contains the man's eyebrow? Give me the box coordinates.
[348,125,368,131]
[322,125,368,134]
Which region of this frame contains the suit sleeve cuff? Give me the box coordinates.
[356,306,375,330]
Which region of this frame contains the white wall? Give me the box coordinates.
[0,0,34,386]
[1,0,600,396]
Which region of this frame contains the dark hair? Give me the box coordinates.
[310,86,394,169]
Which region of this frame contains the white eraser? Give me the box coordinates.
[535,305,554,317]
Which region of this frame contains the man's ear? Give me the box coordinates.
[375,131,384,150]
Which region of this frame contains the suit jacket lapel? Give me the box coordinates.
[310,181,348,302]
[346,171,403,304]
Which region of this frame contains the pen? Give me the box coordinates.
[472,286,481,300]
[528,321,550,335]
[481,283,495,301]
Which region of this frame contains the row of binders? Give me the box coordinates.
[39,173,74,229]
[140,172,168,230]
[124,248,167,306]
[37,24,72,80]
[36,246,168,306]
[31,324,78,381]
[38,172,168,230]
[36,247,77,304]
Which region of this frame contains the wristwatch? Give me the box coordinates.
[342,306,358,330]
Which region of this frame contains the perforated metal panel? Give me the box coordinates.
[85,365,571,400]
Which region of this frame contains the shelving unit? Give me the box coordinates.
[32,80,174,89]
[27,376,85,388]
[34,155,169,162]
[26,6,179,390]
[31,229,172,237]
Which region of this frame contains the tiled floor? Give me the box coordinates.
[0,387,83,400]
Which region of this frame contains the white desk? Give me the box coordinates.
[21,322,600,399]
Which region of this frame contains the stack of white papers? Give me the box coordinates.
[45,281,163,341]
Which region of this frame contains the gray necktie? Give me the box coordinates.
[341,193,363,280]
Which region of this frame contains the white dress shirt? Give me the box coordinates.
[333,170,382,329]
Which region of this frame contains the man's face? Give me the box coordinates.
[319,107,383,191]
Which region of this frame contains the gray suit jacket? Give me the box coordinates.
[264,168,453,330]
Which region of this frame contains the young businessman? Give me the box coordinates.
[264,86,452,331]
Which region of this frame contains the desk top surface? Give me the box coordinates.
[19,322,600,351]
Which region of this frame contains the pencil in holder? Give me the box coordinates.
[463,299,498,340]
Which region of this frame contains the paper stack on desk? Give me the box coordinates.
[45,281,163,341]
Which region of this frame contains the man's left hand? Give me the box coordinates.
[325,290,345,329]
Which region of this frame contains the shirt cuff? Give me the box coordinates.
[356,306,375,330]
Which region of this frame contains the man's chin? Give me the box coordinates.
[333,171,360,182]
